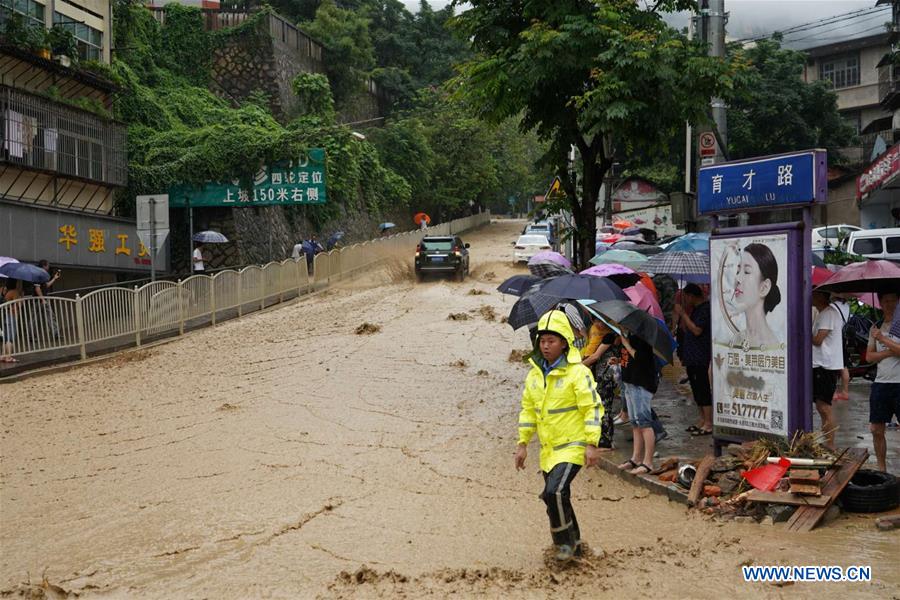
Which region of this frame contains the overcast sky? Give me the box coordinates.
[405,1,889,48]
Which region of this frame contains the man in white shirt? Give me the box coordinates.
[867,291,900,472]
[192,244,205,273]
[291,242,304,260]
[811,291,843,449]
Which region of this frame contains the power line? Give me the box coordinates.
[732,5,886,42]
[790,23,890,47]
[782,13,891,45]
[732,5,890,44]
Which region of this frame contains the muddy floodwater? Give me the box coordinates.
[1,220,898,599]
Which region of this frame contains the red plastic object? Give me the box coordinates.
[741,457,792,492]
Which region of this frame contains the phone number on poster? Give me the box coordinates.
[717,402,768,420]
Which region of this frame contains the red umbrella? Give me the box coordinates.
[812,266,834,288]
[637,273,658,300]
[413,212,431,226]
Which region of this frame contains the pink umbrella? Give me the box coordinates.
[580,263,636,277]
[625,282,663,320]
[528,251,571,269]
[815,260,900,295]
[581,263,641,288]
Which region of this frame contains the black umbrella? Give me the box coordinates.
[536,274,628,304]
[507,291,561,330]
[585,299,674,364]
[497,274,542,297]
[611,240,664,255]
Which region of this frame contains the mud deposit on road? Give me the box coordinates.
[2,220,898,599]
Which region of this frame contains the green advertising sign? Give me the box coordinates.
[168,148,327,207]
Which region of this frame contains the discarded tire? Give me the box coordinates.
[839,470,900,514]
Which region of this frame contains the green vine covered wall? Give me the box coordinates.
[110,3,410,228]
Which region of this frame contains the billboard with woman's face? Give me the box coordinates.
[710,234,789,438]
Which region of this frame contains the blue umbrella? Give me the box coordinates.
[326,231,345,250]
[663,233,709,253]
[379,222,396,231]
[192,230,229,243]
[0,262,50,284]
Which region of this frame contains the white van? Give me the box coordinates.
[844,228,900,261]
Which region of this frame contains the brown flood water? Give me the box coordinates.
[1,220,898,599]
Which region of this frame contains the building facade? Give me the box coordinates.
[1,1,167,290]
[803,30,899,228]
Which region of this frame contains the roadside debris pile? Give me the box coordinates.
[447,313,470,321]
[653,433,877,531]
[355,322,381,335]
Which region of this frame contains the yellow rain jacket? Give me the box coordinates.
[518,309,604,472]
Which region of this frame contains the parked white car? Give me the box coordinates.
[845,228,900,261]
[513,234,552,263]
[811,224,861,249]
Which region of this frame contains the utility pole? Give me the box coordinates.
[685,16,694,194]
[708,0,728,151]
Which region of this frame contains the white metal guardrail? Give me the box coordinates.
[0,212,490,367]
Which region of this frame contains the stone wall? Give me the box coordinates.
[210,19,299,121]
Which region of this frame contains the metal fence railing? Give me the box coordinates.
[0,212,490,369]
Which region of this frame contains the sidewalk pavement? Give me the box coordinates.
[603,367,899,477]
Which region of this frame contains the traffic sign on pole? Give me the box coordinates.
[699,131,717,157]
[136,195,170,281]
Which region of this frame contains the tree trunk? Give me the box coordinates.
[570,146,605,271]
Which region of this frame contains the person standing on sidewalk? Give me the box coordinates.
[581,316,620,450]
[674,284,712,436]
[812,290,843,450]
[514,309,603,563]
[617,331,660,475]
[192,243,206,273]
[867,291,900,472]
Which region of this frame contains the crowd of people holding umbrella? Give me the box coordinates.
[498,222,900,480]
[1,257,58,363]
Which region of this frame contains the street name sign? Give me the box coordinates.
[698,150,826,215]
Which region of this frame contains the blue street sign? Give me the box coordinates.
[698,150,826,215]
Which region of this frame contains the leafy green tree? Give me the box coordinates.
[303,0,376,105]
[368,115,435,204]
[453,0,739,266]
[727,37,856,162]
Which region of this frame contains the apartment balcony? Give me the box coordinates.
[0,84,127,187]
[878,54,900,109]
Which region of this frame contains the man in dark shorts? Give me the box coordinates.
[674,284,712,435]
[811,291,843,449]
[867,291,900,472]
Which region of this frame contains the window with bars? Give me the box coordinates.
[52,12,101,61]
[0,0,45,30]
[1,85,127,186]
[819,54,861,89]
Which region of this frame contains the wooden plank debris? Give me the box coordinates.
[788,483,822,496]
[785,447,868,532]
[746,490,831,507]
[788,469,820,483]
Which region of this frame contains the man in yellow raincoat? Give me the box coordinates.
[514,309,604,562]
